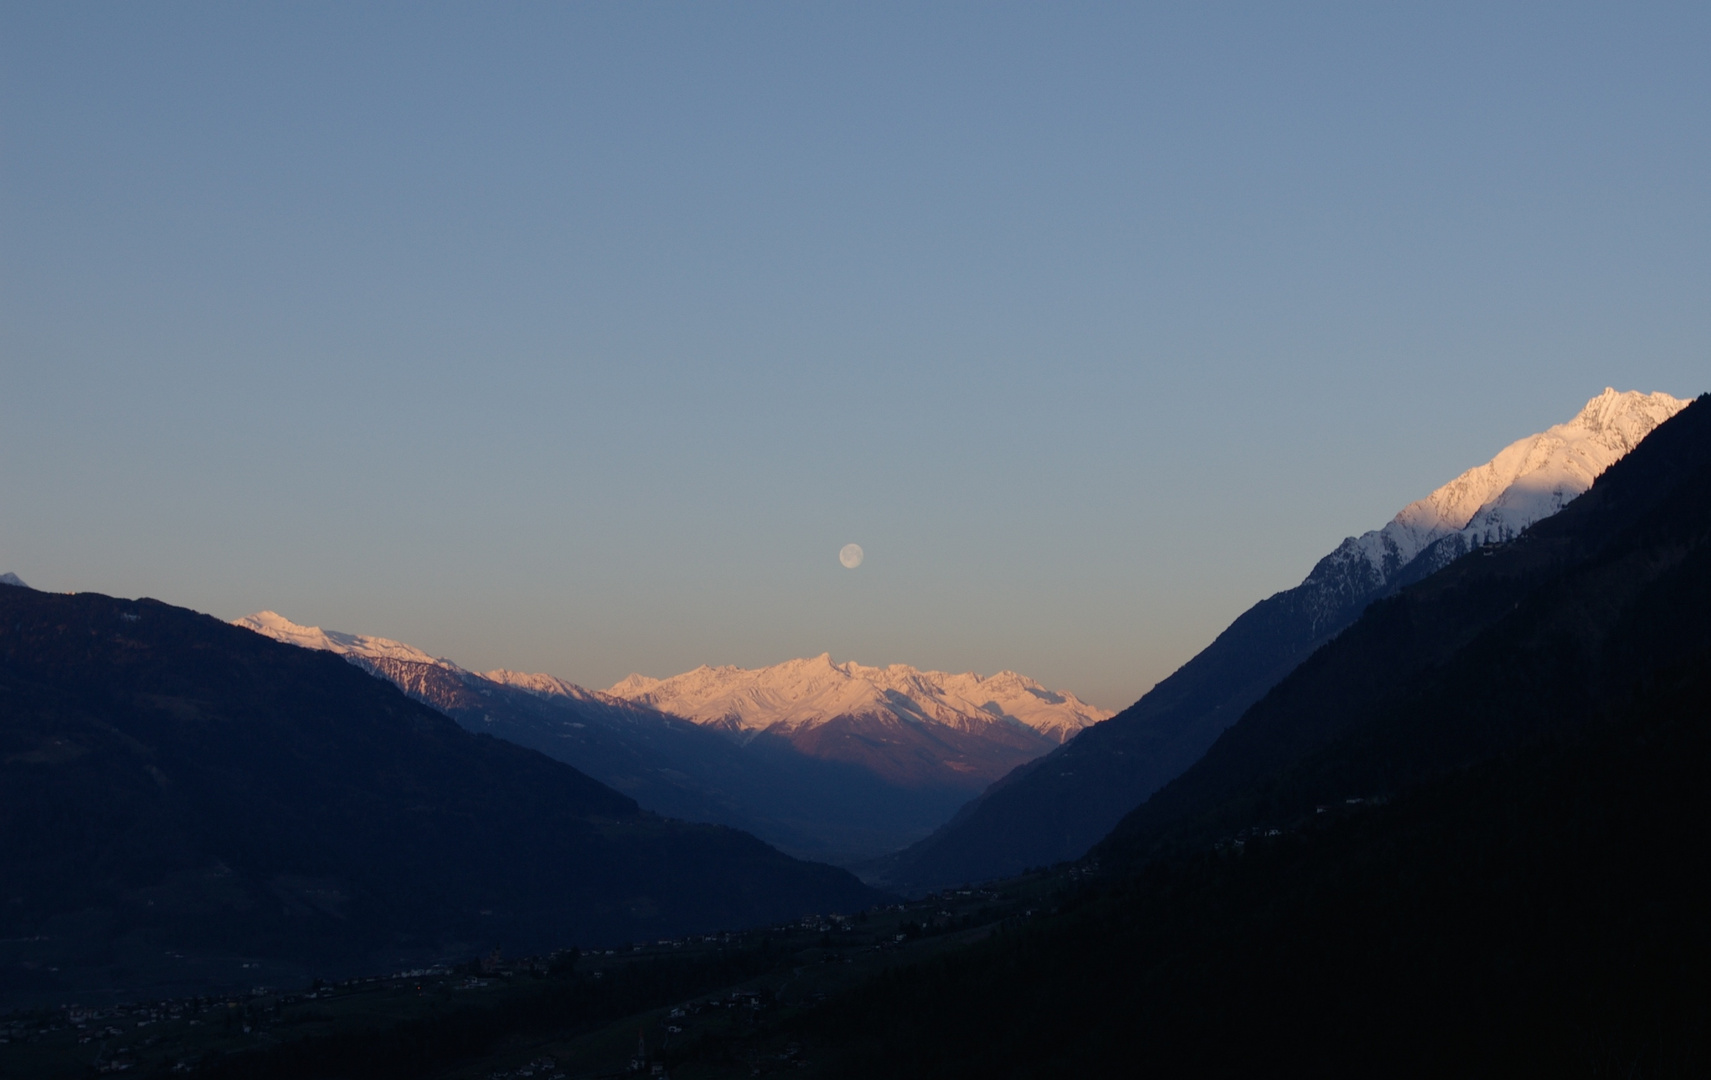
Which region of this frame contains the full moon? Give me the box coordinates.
[839,543,864,569]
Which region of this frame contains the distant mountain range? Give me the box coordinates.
[233,612,1107,863]
[0,588,883,1007]
[868,387,1688,892]
[603,657,1107,745]
[599,656,1105,790]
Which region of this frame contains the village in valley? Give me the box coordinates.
[0,872,1074,1079]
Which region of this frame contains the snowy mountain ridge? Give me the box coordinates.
[1361,388,1684,566]
[233,613,1108,744]
[870,386,1693,891]
[1298,388,1686,629]
[233,610,449,668]
[604,654,1113,744]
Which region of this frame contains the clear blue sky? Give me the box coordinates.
[3,3,1706,709]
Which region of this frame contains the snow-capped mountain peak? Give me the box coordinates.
[603,655,1112,743]
[233,610,452,668]
[1316,389,1687,610]
[236,613,615,706]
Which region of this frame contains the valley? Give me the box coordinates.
[0,874,1070,1079]
[8,7,1705,1075]
[2,390,1706,1078]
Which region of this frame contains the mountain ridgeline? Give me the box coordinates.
[751,393,1711,1077]
[869,388,1687,892]
[234,613,1107,865]
[0,591,883,1006]
[1097,390,1711,865]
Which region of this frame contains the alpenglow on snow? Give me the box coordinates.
[1296,388,1687,630]
[233,611,1112,746]
[865,386,1692,894]
[602,655,1112,744]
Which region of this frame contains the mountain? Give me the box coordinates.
[228,610,456,669]
[604,657,1107,745]
[0,590,883,1007]
[1096,393,1711,863]
[0,572,27,588]
[234,614,1081,863]
[869,388,1687,892]
[1297,386,1688,614]
[603,655,1110,785]
[761,394,1711,1078]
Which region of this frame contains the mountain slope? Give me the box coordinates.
[764,395,1711,1079]
[870,388,1687,892]
[236,613,1101,860]
[0,589,883,1006]
[1097,391,1711,863]
[803,649,1711,1079]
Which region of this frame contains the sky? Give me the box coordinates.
[2,3,1706,710]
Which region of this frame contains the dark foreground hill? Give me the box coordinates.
[863,522,1481,891]
[864,568,1384,891]
[717,395,1711,1076]
[0,589,882,1007]
[797,661,1711,1077]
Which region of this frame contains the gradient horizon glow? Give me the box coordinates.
[2,4,1706,709]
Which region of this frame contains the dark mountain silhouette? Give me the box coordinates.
[863,565,1389,891]
[868,392,1685,893]
[1098,392,1711,864]
[0,588,884,1006]
[773,395,1711,1077]
[860,533,1490,891]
